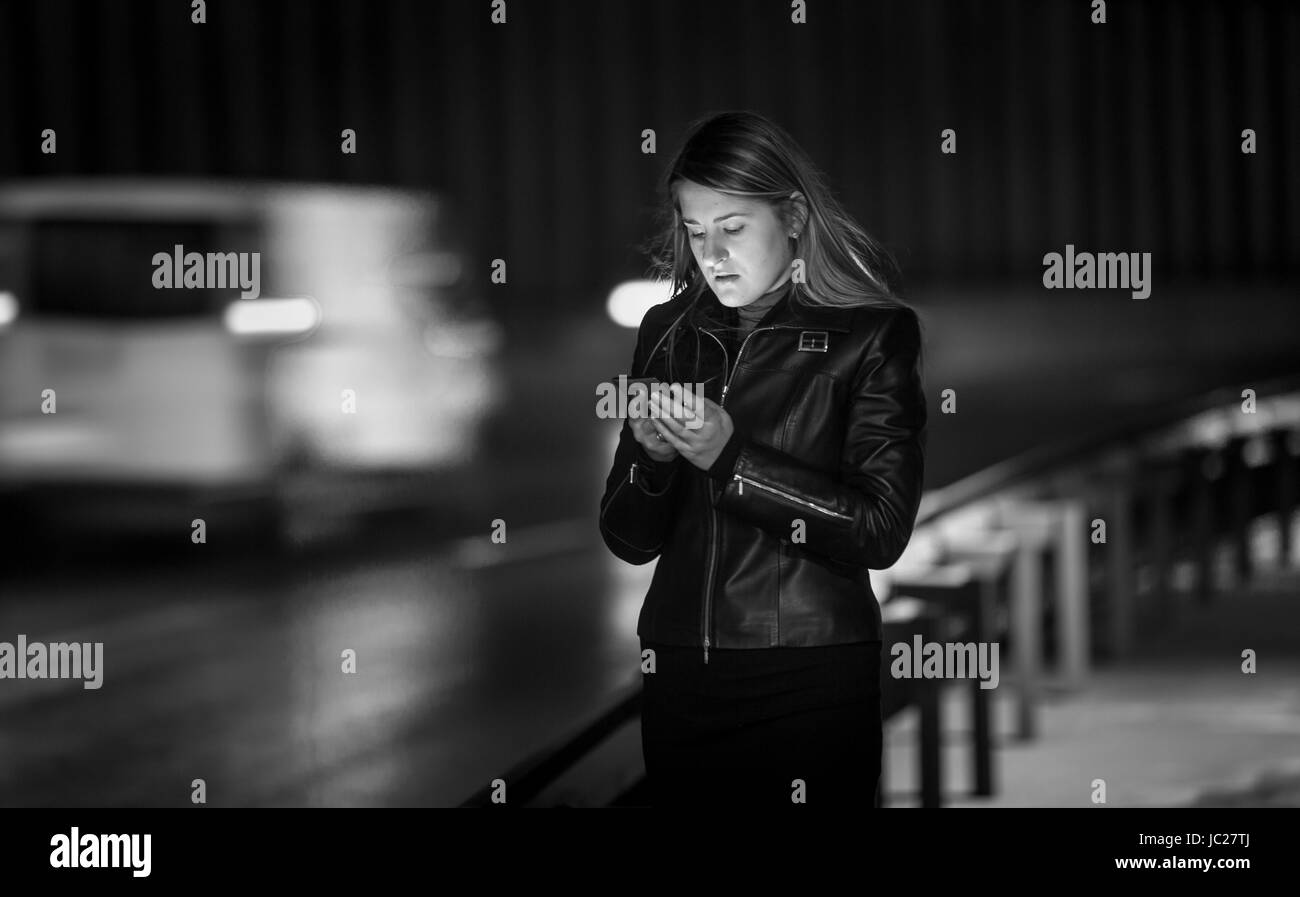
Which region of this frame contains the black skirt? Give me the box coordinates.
[639,639,883,807]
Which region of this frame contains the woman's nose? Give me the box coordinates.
[702,233,727,266]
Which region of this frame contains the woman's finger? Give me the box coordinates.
[683,383,697,404]
[634,419,671,448]
[673,383,697,413]
[647,390,670,422]
[631,417,660,443]
[650,416,691,453]
[651,390,701,431]
[675,387,705,431]
[649,395,692,441]
[652,388,688,423]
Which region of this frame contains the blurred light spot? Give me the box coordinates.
[224,297,321,337]
[1187,409,1233,448]
[606,280,673,329]
[0,419,112,462]
[0,291,17,327]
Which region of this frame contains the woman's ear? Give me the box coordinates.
[784,191,809,236]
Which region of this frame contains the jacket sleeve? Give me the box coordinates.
[709,306,927,570]
[598,317,685,565]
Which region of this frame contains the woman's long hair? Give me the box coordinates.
[637,110,919,382]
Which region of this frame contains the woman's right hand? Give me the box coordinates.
[629,415,680,462]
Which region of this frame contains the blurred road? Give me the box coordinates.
[0,535,648,806]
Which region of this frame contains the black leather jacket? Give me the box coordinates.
[598,281,927,661]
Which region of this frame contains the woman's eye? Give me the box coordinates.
[724,227,742,235]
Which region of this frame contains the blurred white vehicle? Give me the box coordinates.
[0,179,501,545]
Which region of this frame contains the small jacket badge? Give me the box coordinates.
[797,330,829,352]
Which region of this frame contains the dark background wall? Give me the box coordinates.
[1,0,1295,309]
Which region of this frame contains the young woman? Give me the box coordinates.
[598,111,928,807]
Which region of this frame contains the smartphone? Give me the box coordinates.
[615,375,659,420]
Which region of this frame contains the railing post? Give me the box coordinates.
[995,495,1091,691]
[916,610,943,809]
[1101,453,1138,659]
[1182,446,1217,605]
[934,500,1044,743]
[1145,459,1179,626]
[1225,435,1255,586]
[1056,499,1090,690]
[970,569,997,796]
[879,598,945,808]
[984,504,1048,743]
[889,563,998,798]
[1011,537,1039,740]
[1271,427,1297,570]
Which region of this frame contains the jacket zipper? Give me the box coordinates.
[697,325,774,663]
[690,316,853,661]
[733,473,853,520]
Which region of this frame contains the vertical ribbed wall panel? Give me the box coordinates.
[0,0,1293,302]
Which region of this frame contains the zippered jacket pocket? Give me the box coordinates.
[732,472,852,520]
[600,454,683,562]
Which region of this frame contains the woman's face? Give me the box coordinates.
[676,180,796,308]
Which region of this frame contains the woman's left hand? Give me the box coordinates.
[648,388,734,472]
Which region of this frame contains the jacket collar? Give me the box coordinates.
[695,278,854,334]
